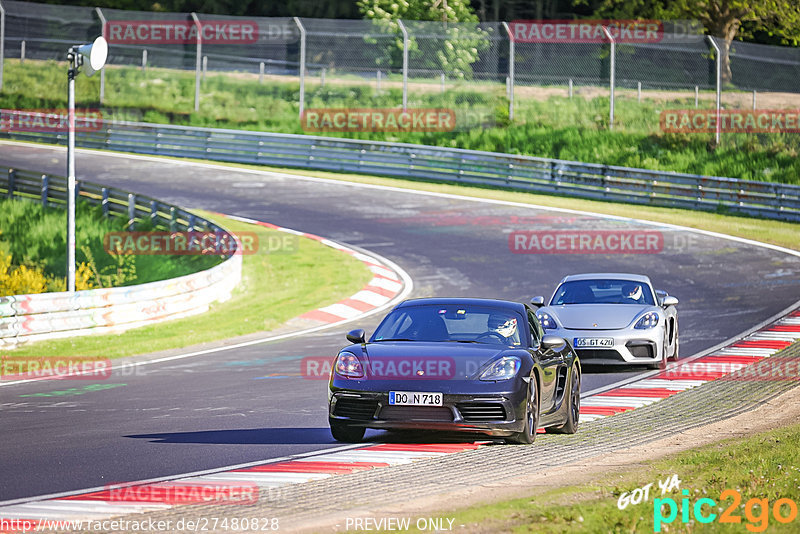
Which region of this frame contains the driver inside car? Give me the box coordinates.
[483,313,520,344]
[622,283,645,304]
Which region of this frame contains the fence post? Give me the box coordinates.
[127,193,136,230]
[101,187,109,217]
[142,49,147,72]
[95,7,106,104]
[440,72,445,93]
[41,174,48,207]
[752,90,756,110]
[191,12,202,112]
[397,20,409,111]
[19,39,24,64]
[169,206,177,232]
[376,69,381,92]
[0,1,6,91]
[637,81,641,103]
[293,17,306,119]
[695,86,699,108]
[501,21,515,121]
[259,61,264,83]
[150,200,158,226]
[601,26,615,130]
[7,168,14,198]
[569,79,573,98]
[706,36,721,146]
[320,67,325,87]
[202,55,207,80]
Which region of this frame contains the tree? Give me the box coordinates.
[577,0,800,84]
[358,0,490,79]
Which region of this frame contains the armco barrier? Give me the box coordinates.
[2,116,799,222]
[0,167,242,346]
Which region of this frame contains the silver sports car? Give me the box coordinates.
[532,273,678,369]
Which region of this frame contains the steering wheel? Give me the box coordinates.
[476,332,506,343]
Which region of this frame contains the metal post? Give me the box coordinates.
[501,21,514,121]
[440,72,445,93]
[95,7,106,104]
[191,12,202,112]
[0,1,5,91]
[293,17,306,118]
[20,39,24,63]
[695,85,699,108]
[202,55,207,80]
[637,81,641,103]
[67,49,77,292]
[707,36,721,146]
[752,89,756,110]
[320,67,325,87]
[376,70,381,92]
[397,20,409,111]
[569,78,573,98]
[601,26,615,130]
[259,61,264,83]
[41,174,48,207]
[142,49,147,71]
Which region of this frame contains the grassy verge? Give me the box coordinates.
[383,422,800,533]
[4,59,800,184]
[0,197,219,289]
[5,211,373,359]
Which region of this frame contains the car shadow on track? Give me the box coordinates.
[125,427,336,445]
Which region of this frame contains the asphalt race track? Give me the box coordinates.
[2,143,800,502]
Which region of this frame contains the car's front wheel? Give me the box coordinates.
[508,378,540,445]
[329,419,366,443]
[547,363,580,434]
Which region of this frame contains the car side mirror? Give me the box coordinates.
[346,329,366,344]
[662,296,679,307]
[541,335,566,351]
[530,296,545,308]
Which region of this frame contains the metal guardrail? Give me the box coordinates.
[3,118,800,222]
[0,166,242,346]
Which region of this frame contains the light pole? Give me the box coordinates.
[66,36,107,292]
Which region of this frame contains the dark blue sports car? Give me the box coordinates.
[328,297,581,444]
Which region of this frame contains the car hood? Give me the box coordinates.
[545,304,653,330]
[354,341,516,380]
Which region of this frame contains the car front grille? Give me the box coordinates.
[332,398,378,420]
[457,403,507,422]
[576,349,625,361]
[379,405,454,422]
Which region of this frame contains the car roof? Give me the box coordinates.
[559,273,652,284]
[395,297,526,313]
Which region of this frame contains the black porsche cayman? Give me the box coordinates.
[328,297,581,444]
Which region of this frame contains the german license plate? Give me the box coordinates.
[574,337,614,348]
[389,391,443,406]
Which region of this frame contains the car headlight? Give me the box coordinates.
[334,351,364,378]
[537,311,558,331]
[634,312,660,330]
[479,356,521,381]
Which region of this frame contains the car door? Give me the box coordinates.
[528,310,560,414]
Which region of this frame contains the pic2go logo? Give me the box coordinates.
[654,489,798,533]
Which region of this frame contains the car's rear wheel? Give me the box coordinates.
[329,419,366,443]
[508,378,539,445]
[547,363,580,434]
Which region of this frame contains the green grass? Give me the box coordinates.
[0,197,219,284]
[4,211,373,359]
[4,59,800,184]
[379,423,800,533]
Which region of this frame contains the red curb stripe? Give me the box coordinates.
[764,325,800,332]
[366,443,481,452]
[598,388,676,398]
[655,371,727,380]
[234,461,383,474]
[339,298,376,312]
[580,406,634,416]
[299,309,345,323]
[252,221,281,230]
[732,340,792,349]
[696,355,765,364]
[302,233,325,242]
[364,285,398,298]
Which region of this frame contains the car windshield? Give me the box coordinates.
[371,304,523,346]
[551,279,655,306]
